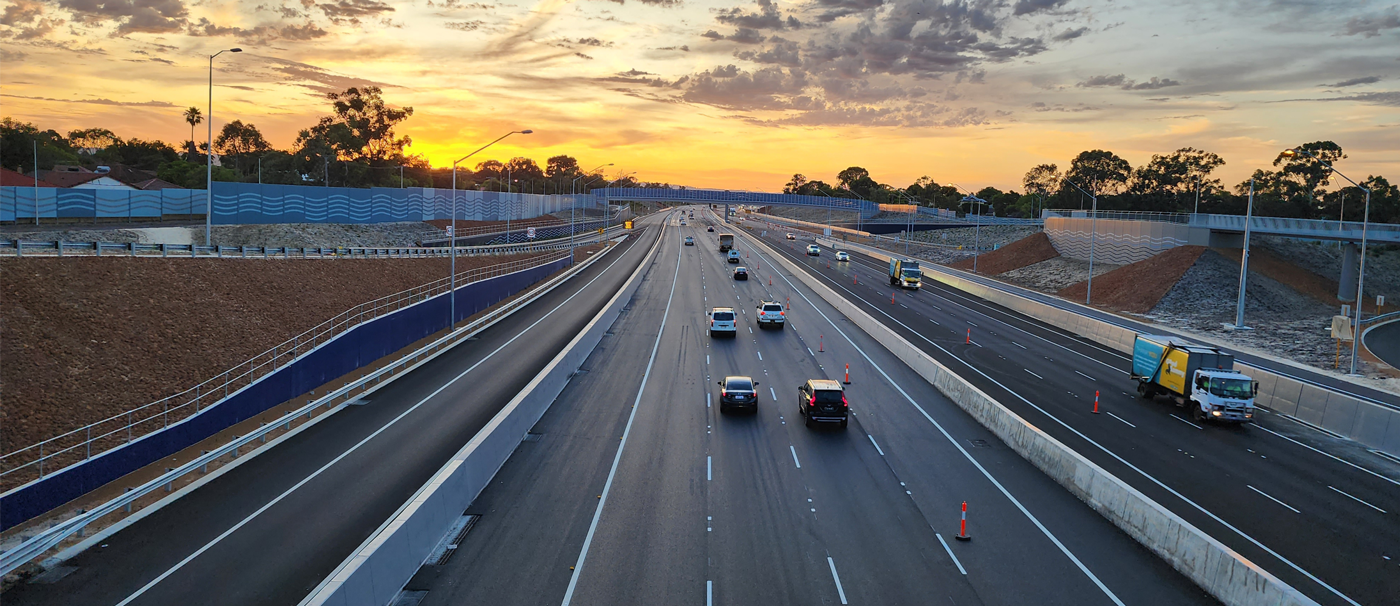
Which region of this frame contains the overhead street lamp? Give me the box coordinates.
[602,171,635,241]
[573,163,612,246]
[450,129,533,326]
[206,47,242,246]
[1060,178,1099,305]
[1283,147,1372,375]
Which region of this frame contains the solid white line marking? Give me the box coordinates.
[1012,341,1026,349]
[1248,485,1301,514]
[771,387,777,400]
[827,557,848,604]
[1254,424,1400,487]
[1075,370,1096,381]
[936,533,967,575]
[707,456,712,481]
[1170,414,1203,430]
[757,351,763,360]
[1105,411,1136,428]
[1328,485,1386,513]
[561,229,683,606]
[1024,369,1043,380]
[790,445,801,469]
[868,434,885,456]
[117,236,642,606]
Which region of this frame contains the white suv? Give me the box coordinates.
[709,307,738,337]
[756,301,785,329]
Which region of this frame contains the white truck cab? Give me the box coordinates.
[1189,369,1257,422]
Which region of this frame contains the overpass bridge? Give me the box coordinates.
[592,187,1041,227]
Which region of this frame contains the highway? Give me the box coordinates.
[1365,321,1400,370]
[406,209,1211,605]
[743,216,1399,606]
[2,215,662,605]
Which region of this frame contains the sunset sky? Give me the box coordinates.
[1,0,1397,191]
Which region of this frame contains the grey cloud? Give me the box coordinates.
[0,47,26,60]
[1012,0,1067,16]
[317,0,393,24]
[734,37,802,67]
[1321,76,1381,87]
[1126,76,1180,90]
[681,65,808,110]
[619,68,654,76]
[1,0,43,25]
[1309,91,1400,106]
[727,27,766,44]
[657,44,690,51]
[267,58,392,95]
[714,0,801,30]
[1077,73,1128,88]
[1076,74,1178,90]
[1053,26,1087,41]
[56,0,189,34]
[1343,7,1400,37]
[1,93,175,107]
[187,17,328,42]
[577,37,609,46]
[811,0,883,23]
[701,29,723,39]
[445,20,482,30]
[575,52,593,60]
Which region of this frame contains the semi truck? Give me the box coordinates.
[719,233,734,252]
[1131,334,1257,423]
[889,258,921,289]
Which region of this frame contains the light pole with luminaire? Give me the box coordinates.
[602,172,635,241]
[1060,178,1098,305]
[1283,147,1372,375]
[573,163,612,245]
[449,129,532,325]
[949,184,988,273]
[206,47,242,246]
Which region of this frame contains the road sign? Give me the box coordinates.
[598,228,605,234]
[445,226,454,236]
[625,221,633,229]
[1331,315,1353,341]
[527,227,536,239]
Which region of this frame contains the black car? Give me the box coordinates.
[719,376,760,413]
[733,266,748,280]
[707,226,715,232]
[799,379,848,428]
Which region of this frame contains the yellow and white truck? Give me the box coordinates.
[889,258,921,289]
[1132,335,1257,423]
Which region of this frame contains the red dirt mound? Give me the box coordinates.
[1057,246,1207,313]
[948,231,1059,275]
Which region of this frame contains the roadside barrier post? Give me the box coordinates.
[1093,390,1100,414]
[966,329,971,344]
[844,364,851,385]
[891,292,896,304]
[819,335,824,352]
[956,501,971,541]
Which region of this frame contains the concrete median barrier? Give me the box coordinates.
[300,226,664,606]
[737,227,1318,606]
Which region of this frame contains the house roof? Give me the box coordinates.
[0,167,57,187]
[39,171,109,188]
[130,178,183,190]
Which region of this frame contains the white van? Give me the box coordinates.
[709,307,737,337]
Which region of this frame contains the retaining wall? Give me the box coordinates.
[0,257,570,531]
[1045,217,1188,264]
[738,226,1317,606]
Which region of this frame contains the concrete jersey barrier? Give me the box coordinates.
[734,225,1318,606]
[301,223,664,606]
[825,236,1400,457]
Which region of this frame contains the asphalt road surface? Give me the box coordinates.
[743,216,1400,606]
[1364,320,1400,371]
[2,215,662,606]
[407,209,1214,606]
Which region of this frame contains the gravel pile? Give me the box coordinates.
[999,256,1121,292]
[5,229,145,244]
[207,222,442,248]
[762,206,862,224]
[1255,236,1400,305]
[910,225,1042,250]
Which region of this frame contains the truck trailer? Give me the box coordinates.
[1131,335,1257,423]
[718,233,734,252]
[889,258,921,289]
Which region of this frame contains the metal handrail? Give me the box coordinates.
[0,240,618,577]
[0,249,577,486]
[0,237,601,258]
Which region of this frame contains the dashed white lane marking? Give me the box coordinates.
[900,303,908,308]
[967,320,977,326]
[827,557,848,605]
[770,387,777,400]
[1105,411,1136,428]
[1011,341,1026,349]
[1248,485,1301,514]
[707,580,713,606]
[808,347,814,356]
[707,393,711,408]
[1170,414,1203,430]
[790,445,801,469]
[707,355,710,365]
[1024,369,1043,380]
[749,326,754,333]
[1253,424,1399,487]
[1328,485,1386,513]
[936,533,967,575]
[930,319,939,325]
[1074,370,1097,381]
[757,351,763,361]
[707,456,712,481]
[868,434,885,456]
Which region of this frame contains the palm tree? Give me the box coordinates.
[183,106,202,158]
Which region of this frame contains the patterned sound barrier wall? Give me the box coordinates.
[1044,217,1189,264]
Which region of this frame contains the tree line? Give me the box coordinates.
[0,86,671,193]
[784,144,1397,224]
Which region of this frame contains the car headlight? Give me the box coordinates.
[1211,410,1223,416]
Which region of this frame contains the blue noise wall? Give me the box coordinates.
[1,256,570,530]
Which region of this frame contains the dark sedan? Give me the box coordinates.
[718,376,760,413]
[733,266,748,280]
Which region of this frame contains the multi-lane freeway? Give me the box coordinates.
[743,215,1399,606]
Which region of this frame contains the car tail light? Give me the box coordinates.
[809,395,816,406]
[721,389,727,397]
[779,311,784,316]
[842,396,849,407]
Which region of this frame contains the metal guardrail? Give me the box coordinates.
[0,238,600,258]
[1043,209,1193,223]
[0,240,619,577]
[1043,209,1400,243]
[0,250,576,488]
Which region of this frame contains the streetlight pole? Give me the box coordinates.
[1061,178,1098,305]
[448,129,532,326]
[1228,179,1256,330]
[1283,147,1372,375]
[573,163,612,247]
[1193,175,1201,215]
[206,47,242,246]
[601,172,634,243]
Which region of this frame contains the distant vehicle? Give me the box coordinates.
[708,226,715,232]
[806,244,820,256]
[709,307,737,337]
[1133,335,1257,423]
[684,236,694,246]
[719,233,735,252]
[786,233,796,240]
[727,250,742,263]
[889,258,921,289]
[680,220,687,226]
[836,251,850,262]
[718,375,760,414]
[733,266,748,280]
[798,379,847,428]
[756,301,784,328]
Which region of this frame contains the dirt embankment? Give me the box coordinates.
[0,253,547,455]
[949,231,1059,275]
[1057,246,1207,313]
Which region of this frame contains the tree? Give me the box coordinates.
[546,155,579,178]
[293,121,357,186]
[157,159,240,189]
[837,166,870,190]
[1131,147,1225,211]
[67,128,121,153]
[473,160,504,186]
[504,157,544,182]
[1274,141,1345,217]
[1021,163,1060,215]
[783,174,808,194]
[320,86,413,162]
[0,117,79,173]
[95,138,179,171]
[184,107,203,156]
[214,120,273,174]
[1066,150,1131,198]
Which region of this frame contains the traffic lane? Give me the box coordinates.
[756,230,1383,606]
[1364,320,1400,370]
[414,225,678,606]
[1,226,658,606]
[746,227,1218,605]
[561,231,713,605]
